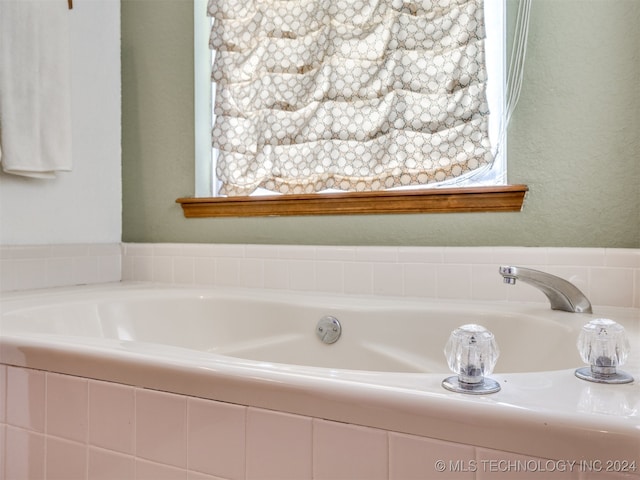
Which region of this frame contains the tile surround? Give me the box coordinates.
[88,381,135,455]
[46,373,88,444]
[389,433,476,480]
[120,244,640,308]
[1,243,639,479]
[135,389,187,469]
[1,243,637,308]
[187,398,246,479]
[246,409,312,480]
[0,366,637,480]
[0,243,121,292]
[87,449,135,480]
[313,419,388,480]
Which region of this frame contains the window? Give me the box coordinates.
[181,0,528,217]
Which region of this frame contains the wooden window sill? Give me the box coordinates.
[176,185,527,218]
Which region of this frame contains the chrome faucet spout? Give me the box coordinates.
[498,266,593,313]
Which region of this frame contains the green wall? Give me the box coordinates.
[121,0,640,247]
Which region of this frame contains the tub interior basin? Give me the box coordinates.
[1,289,613,374]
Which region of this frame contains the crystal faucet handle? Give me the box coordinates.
[442,324,501,394]
[575,319,634,384]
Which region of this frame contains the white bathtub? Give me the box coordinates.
[1,283,639,468]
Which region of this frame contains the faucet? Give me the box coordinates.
[498,266,593,313]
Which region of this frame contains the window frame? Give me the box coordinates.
[181,0,526,217]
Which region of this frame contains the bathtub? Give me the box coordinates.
[1,283,639,472]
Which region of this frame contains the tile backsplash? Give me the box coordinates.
[122,244,640,308]
[1,243,638,308]
[0,244,121,292]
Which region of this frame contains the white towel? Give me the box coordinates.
[0,0,72,178]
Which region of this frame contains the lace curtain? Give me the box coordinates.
[208,0,493,196]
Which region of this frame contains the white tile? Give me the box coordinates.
[0,424,5,480]
[443,247,494,265]
[88,244,122,257]
[89,381,135,454]
[355,246,398,262]
[6,245,52,259]
[73,256,100,284]
[313,419,387,480]
[135,389,187,468]
[132,256,154,282]
[472,264,508,301]
[245,244,280,259]
[121,254,134,281]
[288,260,316,291]
[46,257,75,287]
[239,258,264,288]
[389,432,475,480]
[344,262,373,295]
[5,427,45,480]
[278,245,317,260]
[373,263,404,296]
[112,244,639,310]
[263,259,289,290]
[51,244,89,258]
[173,256,195,284]
[0,260,13,291]
[316,261,344,294]
[154,244,184,257]
[46,437,87,480]
[99,254,122,283]
[179,244,217,258]
[187,398,246,479]
[187,471,226,480]
[135,459,187,480]
[437,264,472,300]
[589,267,634,308]
[2,259,47,291]
[46,373,88,442]
[0,365,5,424]
[403,263,438,298]
[398,246,444,264]
[580,471,640,480]
[88,448,135,480]
[122,243,154,257]
[604,249,640,268]
[207,244,245,258]
[491,247,548,267]
[547,248,605,268]
[246,409,312,480]
[315,246,357,261]
[194,258,216,285]
[6,367,45,432]
[215,258,240,287]
[152,256,174,284]
[151,256,173,283]
[0,246,10,259]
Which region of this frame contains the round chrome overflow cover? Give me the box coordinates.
[316,316,341,344]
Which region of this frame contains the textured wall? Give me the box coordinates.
[121,0,640,247]
[0,0,121,245]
